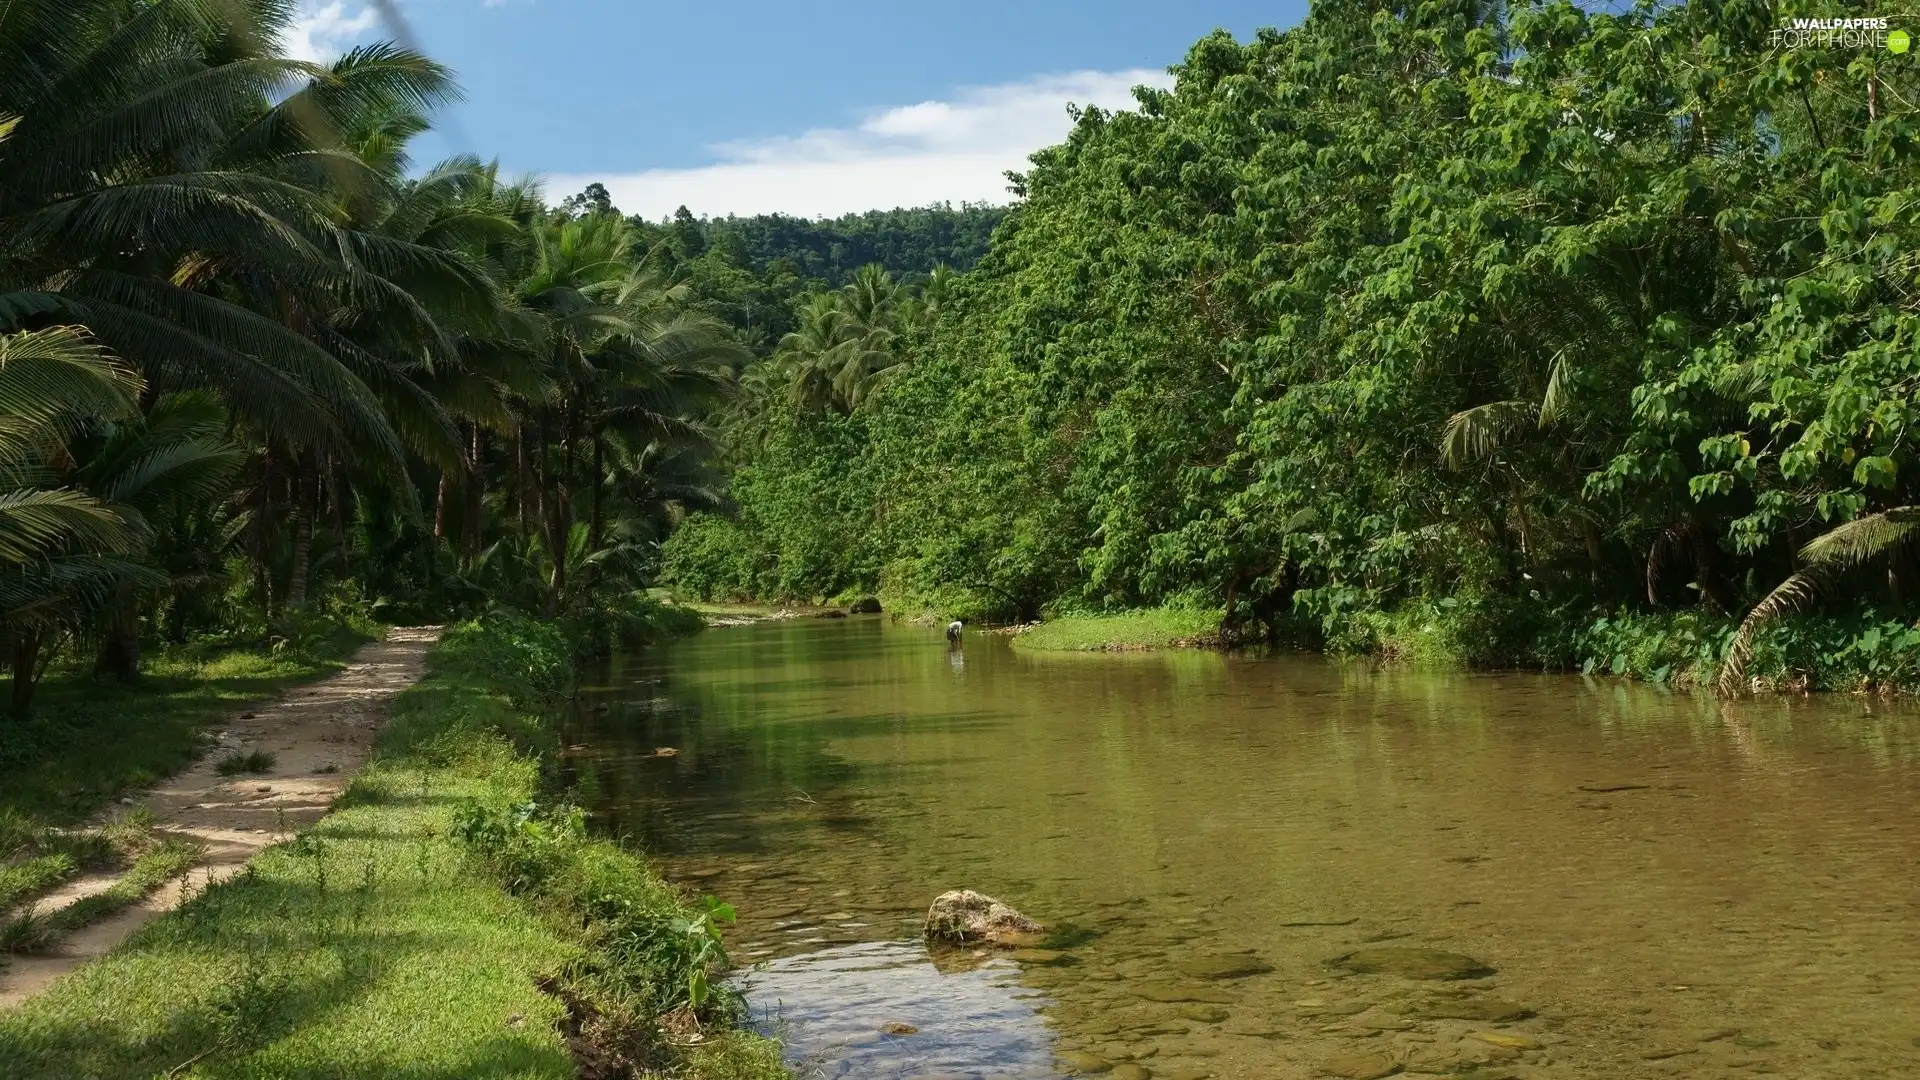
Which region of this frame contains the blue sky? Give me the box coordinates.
[289,0,1309,219]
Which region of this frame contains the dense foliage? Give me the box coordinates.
[0,0,742,713]
[665,0,1920,691]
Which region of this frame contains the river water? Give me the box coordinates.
[562,615,1920,1080]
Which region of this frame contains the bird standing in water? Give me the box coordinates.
[946,620,964,643]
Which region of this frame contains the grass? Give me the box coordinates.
[4,838,203,954]
[0,614,787,1080]
[0,620,373,828]
[1012,605,1224,652]
[214,751,278,777]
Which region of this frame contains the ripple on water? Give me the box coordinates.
[736,939,1057,1079]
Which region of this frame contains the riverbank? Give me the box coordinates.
[1007,606,1224,652]
[975,598,1918,694]
[0,615,786,1079]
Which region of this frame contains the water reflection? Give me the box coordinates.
[742,940,1055,1079]
[566,617,1920,1079]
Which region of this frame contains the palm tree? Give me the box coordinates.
[0,326,148,711]
[1717,508,1920,694]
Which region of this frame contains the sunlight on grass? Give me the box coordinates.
[1012,607,1224,652]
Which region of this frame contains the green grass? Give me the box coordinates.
[0,621,374,828]
[0,615,788,1080]
[1012,606,1224,652]
[4,838,202,955]
[214,751,277,777]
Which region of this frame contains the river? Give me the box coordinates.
[562,615,1920,1079]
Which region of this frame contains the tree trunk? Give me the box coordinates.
[465,426,485,568]
[94,591,142,682]
[287,463,315,610]
[10,632,43,715]
[589,436,604,553]
[433,469,450,540]
[541,423,566,608]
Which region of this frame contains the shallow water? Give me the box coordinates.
[563,616,1920,1079]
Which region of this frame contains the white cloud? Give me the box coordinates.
[549,68,1172,221]
[283,1,379,63]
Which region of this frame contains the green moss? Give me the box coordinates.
[1012,606,1224,652]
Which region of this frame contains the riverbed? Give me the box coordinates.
[562,616,1920,1079]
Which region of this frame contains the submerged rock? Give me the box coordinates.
[1133,982,1236,1004]
[1057,1050,1115,1074]
[1414,997,1533,1021]
[878,1021,918,1035]
[1321,1050,1399,1079]
[1329,946,1494,980]
[923,889,1045,946]
[1177,952,1273,980]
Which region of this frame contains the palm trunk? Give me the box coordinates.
[433,469,450,540]
[464,426,485,569]
[287,463,315,610]
[539,420,566,607]
[589,436,604,552]
[93,589,142,682]
[10,632,44,716]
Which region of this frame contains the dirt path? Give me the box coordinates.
[0,626,441,1009]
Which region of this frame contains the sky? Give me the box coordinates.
[286,0,1309,220]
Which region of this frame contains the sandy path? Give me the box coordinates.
[0,626,441,1009]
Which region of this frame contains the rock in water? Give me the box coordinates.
[1329,946,1494,980]
[849,597,882,613]
[924,889,1045,946]
[1415,997,1534,1021]
[1177,952,1273,980]
[1322,1051,1399,1079]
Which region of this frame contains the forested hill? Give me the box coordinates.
[659,0,1920,694]
[689,205,1006,285]
[550,190,1004,350]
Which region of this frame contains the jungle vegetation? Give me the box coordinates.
[0,0,757,716]
[660,0,1920,692]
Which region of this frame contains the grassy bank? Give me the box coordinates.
[2,617,378,965]
[1011,606,1224,652]
[1307,600,1920,693]
[0,614,785,1080]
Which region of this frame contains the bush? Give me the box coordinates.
[657,514,769,602]
[1571,609,1920,692]
[433,613,574,710]
[560,593,705,660]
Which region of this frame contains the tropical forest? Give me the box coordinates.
[3,0,1920,1078]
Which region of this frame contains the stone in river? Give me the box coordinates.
[879,1021,918,1035]
[1468,1031,1541,1050]
[1329,947,1494,980]
[1058,1050,1115,1074]
[1414,997,1533,1021]
[1177,952,1273,980]
[1110,1066,1154,1080]
[1133,982,1236,1004]
[924,889,1045,946]
[1321,1051,1400,1079]
[1175,1004,1230,1023]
